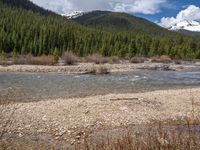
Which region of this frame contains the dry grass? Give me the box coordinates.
[0,54,55,66]
[130,56,148,63]
[62,51,78,65]
[0,91,20,150]
[14,55,27,65]
[87,66,110,75]
[151,55,172,63]
[85,54,109,64]
[77,89,200,150]
[78,122,200,150]
[28,55,54,65]
[14,55,54,65]
[93,66,109,75]
[108,56,120,64]
[0,92,19,141]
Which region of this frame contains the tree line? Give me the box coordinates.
[1,1,200,59]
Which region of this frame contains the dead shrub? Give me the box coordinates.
[160,55,172,63]
[151,55,172,63]
[94,66,109,75]
[174,60,182,65]
[87,66,109,75]
[130,57,147,63]
[62,51,78,65]
[86,54,109,64]
[108,56,120,64]
[14,55,28,65]
[28,55,54,65]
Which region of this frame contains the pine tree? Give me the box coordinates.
[12,48,17,62]
[53,48,59,63]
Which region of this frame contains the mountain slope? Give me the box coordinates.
[0,0,56,16]
[1,0,200,59]
[74,11,178,37]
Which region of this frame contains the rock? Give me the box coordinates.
[75,135,81,140]
[71,140,76,145]
[161,65,175,71]
[58,130,66,136]
[67,130,71,134]
[85,110,90,114]
[18,133,23,137]
[42,115,47,121]
[25,125,31,129]
[37,129,43,133]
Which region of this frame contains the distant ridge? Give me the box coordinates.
[73,10,177,37]
[0,0,56,16]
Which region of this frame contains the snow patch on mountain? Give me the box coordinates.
[62,11,85,19]
[169,20,200,32]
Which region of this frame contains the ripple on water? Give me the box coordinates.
[0,71,200,101]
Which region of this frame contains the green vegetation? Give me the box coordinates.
[74,11,176,37]
[52,48,60,63]
[1,0,200,60]
[0,51,5,61]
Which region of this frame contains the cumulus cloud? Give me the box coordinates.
[31,0,166,14]
[159,5,200,28]
[112,0,166,14]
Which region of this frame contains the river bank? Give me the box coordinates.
[1,88,200,144]
[0,62,200,74]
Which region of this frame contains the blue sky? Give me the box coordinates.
[135,0,200,22]
[31,0,200,27]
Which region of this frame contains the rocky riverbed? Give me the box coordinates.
[0,62,200,74]
[1,88,200,146]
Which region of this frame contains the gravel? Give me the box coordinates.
[1,88,200,139]
[0,63,199,74]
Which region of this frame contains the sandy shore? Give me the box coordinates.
[0,63,200,74]
[1,88,200,141]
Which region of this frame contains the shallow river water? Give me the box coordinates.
[0,71,200,102]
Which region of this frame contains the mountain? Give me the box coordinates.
[169,20,200,32]
[0,0,56,16]
[1,0,200,59]
[62,11,86,19]
[73,10,178,37]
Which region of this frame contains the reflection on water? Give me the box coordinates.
[0,71,200,102]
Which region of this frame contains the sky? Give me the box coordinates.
[31,0,200,28]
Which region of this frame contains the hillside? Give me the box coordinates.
[74,11,178,37]
[0,0,200,59]
[0,0,56,16]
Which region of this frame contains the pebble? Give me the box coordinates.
[37,129,43,133]
[18,133,23,137]
[71,140,76,145]
[75,135,81,140]
[58,130,66,136]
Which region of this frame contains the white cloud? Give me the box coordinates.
[112,0,166,14]
[30,0,166,14]
[159,5,200,28]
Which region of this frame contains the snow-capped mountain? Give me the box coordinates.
[62,11,85,19]
[169,20,200,32]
